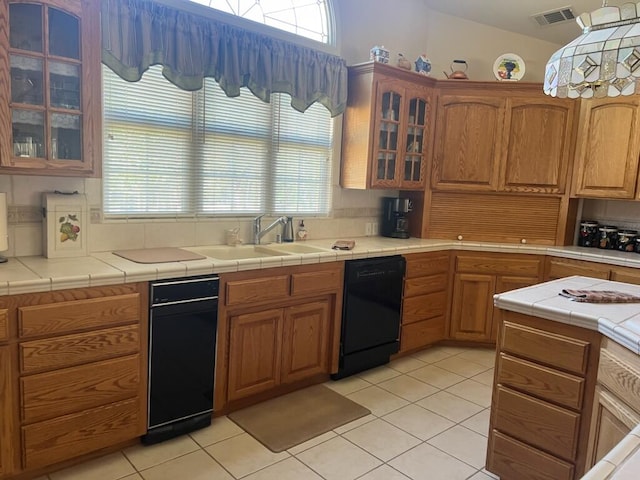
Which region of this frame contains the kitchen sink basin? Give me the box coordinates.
[259,243,331,255]
[185,245,285,260]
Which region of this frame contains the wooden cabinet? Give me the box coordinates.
[0,345,9,478]
[431,84,576,195]
[544,257,640,285]
[0,283,148,475]
[340,62,435,190]
[449,253,543,343]
[487,311,601,480]
[217,263,343,412]
[573,97,640,199]
[399,252,449,353]
[586,338,640,468]
[0,0,101,176]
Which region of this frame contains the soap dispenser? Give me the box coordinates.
[283,217,294,242]
[297,219,308,241]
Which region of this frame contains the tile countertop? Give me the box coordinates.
[494,276,640,480]
[5,237,640,296]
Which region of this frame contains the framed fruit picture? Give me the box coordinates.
[43,192,88,258]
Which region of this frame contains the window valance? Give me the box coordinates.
[100,0,347,116]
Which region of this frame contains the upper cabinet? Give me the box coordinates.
[340,62,436,190]
[572,97,640,199]
[0,0,101,176]
[431,83,577,195]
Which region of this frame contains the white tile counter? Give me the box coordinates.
[494,276,640,480]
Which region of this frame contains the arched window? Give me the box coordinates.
[189,0,332,44]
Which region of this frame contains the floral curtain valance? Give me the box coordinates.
[100,0,347,116]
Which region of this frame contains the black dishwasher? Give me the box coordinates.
[142,275,218,445]
[332,255,405,379]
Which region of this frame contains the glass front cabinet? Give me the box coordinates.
[0,0,100,175]
[340,62,435,190]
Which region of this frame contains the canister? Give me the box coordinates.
[635,237,640,254]
[617,229,638,252]
[598,225,618,249]
[578,220,599,247]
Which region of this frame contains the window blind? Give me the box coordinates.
[102,64,333,218]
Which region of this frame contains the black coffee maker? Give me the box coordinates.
[381,197,411,238]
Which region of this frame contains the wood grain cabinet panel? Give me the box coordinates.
[404,273,448,297]
[449,273,495,342]
[18,294,141,338]
[290,268,342,296]
[596,342,640,412]
[225,276,289,306]
[281,301,330,384]
[0,309,7,342]
[544,257,610,281]
[20,324,140,374]
[0,346,11,477]
[573,97,640,199]
[405,253,449,278]
[432,95,505,191]
[402,291,447,324]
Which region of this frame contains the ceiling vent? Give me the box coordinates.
[532,6,576,26]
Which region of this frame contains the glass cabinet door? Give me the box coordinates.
[375,89,402,184]
[8,2,82,163]
[403,96,428,185]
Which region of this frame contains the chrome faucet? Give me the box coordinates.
[253,214,288,245]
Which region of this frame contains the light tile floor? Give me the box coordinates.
[41,345,500,480]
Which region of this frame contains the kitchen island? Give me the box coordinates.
[491,276,640,480]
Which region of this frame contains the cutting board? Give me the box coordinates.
[113,247,206,264]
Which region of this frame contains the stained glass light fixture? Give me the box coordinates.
[544,1,640,98]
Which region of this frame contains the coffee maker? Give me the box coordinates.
[381,197,411,238]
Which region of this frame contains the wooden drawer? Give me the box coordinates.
[291,268,342,296]
[226,275,290,306]
[488,430,574,480]
[501,321,590,375]
[21,354,140,423]
[405,253,449,278]
[545,258,610,281]
[19,294,141,338]
[610,266,640,285]
[404,273,448,297]
[498,353,585,410]
[0,309,7,342]
[456,254,541,276]
[402,291,448,324]
[22,397,141,470]
[494,386,580,462]
[20,324,140,374]
[400,316,445,352]
[597,340,640,414]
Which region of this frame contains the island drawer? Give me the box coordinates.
[225,275,290,305]
[488,430,574,480]
[501,320,590,375]
[597,339,640,414]
[18,294,141,338]
[493,386,580,462]
[19,324,140,374]
[497,353,585,410]
[21,354,140,423]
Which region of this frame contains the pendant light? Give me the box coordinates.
[544,1,640,98]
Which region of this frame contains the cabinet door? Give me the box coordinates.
[500,97,575,194]
[281,300,330,384]
[371,78,405,188]
[0,0,100,175]
[450,273,496,342]
[432,95,505,191]
[399,87,432,189]
[227,309,284,401]
[573,97,640,198]
[491,275,539,341]
[587,386,640,468]
[0,345,10,477]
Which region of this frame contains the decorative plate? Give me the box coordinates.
[493,53,526,81]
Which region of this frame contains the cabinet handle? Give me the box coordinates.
[521,238,527,244]
[457,235,463,241]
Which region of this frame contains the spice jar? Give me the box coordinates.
[578,220,599,247]
[617,229,638,252]
[598,225,618,249]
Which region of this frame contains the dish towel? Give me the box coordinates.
[559,289,640,303]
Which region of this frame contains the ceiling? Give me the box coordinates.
[423,0,608,45]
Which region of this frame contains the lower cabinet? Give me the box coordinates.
[216,263,343,412]
[399,252,449,353]
[0,283,148,477]
[227,301,330,402]
[544,256,640,286]
[450,252,543,343]
[586,338,640,468]
[487,311,601,480]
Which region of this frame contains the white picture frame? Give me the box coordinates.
[43,193,88,258]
